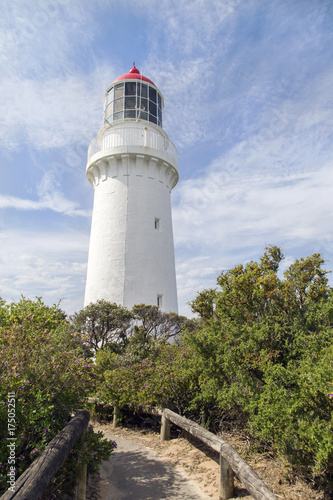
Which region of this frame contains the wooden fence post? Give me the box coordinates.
[74,428,87,500]
[113,407,120,428]
[219,451,234,500]
[160,412,171,441]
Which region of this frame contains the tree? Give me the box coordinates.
[71,300,133,354]
[132,303,194,342]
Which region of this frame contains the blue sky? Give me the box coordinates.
[0,0,332,316]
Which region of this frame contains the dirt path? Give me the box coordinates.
[94,433,212,500]
[89,422,328,500]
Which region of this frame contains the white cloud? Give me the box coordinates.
[0,229,89,314]
[0,172,91,217]
[0,0,116,151]
[0,73,107,150]
[172,63,333,312]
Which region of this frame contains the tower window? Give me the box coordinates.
[154,218,160,230]
[157,294,163,308]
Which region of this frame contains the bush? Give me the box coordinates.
[0,297,114,496]
[185,247,333,480]
[96,342,199,416]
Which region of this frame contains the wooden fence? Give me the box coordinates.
[105,401,276,500]
[6,399,277,500]
[159,408,277,500]
[1,410,90,500]
[93,399,277,500]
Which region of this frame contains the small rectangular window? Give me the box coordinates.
[157,294,163,308]
[154,218,160,230]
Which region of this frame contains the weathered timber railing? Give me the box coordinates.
[87,399,277,500]
[160,409,277,500]
[1,410,90,500]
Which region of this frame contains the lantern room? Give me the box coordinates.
[104,63,163,127]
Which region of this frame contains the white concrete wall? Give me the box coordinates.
[84,124,179,313]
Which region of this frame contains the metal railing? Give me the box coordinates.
[87,124,177,165]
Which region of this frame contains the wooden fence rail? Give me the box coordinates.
[88,399,278,500]
[161,408,277,500]
[1,410,90,500]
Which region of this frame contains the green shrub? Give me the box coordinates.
[0,297,114,496]
[185,247,333,481]
[96,342,199,416]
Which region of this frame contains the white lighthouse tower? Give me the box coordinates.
[84,64,179,313]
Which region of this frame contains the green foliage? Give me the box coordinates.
[185,246,333,479]
[71,299,134,354]
[0,297,114,496]
[97,342,198,415]
[132,304,194,342]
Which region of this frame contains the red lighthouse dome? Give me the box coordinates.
[112,63,156,87]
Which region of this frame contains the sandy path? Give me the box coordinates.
[89,422,328,500]
[94,431,213,500]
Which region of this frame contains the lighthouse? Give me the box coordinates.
[84,64,179,313]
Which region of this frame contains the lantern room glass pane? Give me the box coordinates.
[149,101,157,116]
[158,107,162,122]
[137,97,147,112]
[114,98,124,112]
[138,110,148,121]
[149,87,157,103]
[114,83,124,99]
[105,102,113,118]
[138,83,147,98]
[158,93,162,110]
[113,111,123,120]
[149,114,157,124]
[125,82,136,95]
[125,96,136,109]
[124,110,136,119]
[107,87,114,99]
